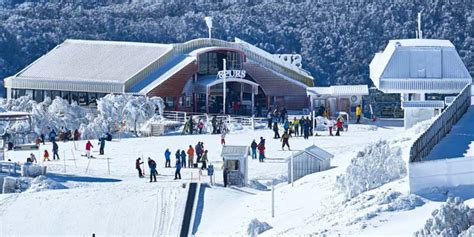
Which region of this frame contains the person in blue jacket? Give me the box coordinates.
[148,157,157,182]
[180,150,187,168]
[164,148,171,168]
[99,136,106,155]
[174,159,182,180]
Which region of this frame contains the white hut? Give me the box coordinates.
[287,145,333,183]
[221,145,249,186]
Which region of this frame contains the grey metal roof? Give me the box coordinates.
[221,145,249,157]
[307,85,369,97]
[16,39,172,84]
[289,145,334,161]
[370,39,471,93]
[401,100,445,109]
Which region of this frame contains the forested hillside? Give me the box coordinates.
[0,0,472,86]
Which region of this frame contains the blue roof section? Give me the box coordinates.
[128,54,188,93]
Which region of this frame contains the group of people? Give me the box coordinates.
[181,115,229,136]
[250,137,266,162]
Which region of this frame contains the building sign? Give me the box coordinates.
[217,70,246,80]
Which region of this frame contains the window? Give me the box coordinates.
[88,93,97,105]
[33,90,43,103]
[165,97,174,108]
[25,90,33,98]
[44,90,51,100]
[71,92,79,104]
[61,91,70,102]
[51,91,61,100]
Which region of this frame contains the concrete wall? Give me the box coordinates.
[404,108,436,129]
[409,156,474,194]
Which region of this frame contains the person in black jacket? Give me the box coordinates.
[136,158,144,178]
[273,122,280,139]
[52,141,60,160]
[250,140,258,159]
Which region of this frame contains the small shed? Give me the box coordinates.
[221,145,249,186]
[287,145,333,183]
[307,85,369,118]
[402,100,445,129]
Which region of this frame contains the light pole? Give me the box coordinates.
[204,16,213,40]
[222,58,227,114]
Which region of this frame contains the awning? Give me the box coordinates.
[307,85,369,97]
[195,76,259,94]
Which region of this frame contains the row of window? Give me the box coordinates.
[11,89,107,106]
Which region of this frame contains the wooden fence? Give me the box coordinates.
[409,84,471,162]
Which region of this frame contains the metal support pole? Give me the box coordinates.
[251,87,255,116]
[223,59,227,114]
[271,181,275,218]
[291,151,294,187]
[312,111,316,136]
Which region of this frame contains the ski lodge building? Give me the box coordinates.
[4,38,314,115]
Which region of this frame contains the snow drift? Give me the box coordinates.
[415,196,474,237]
[336,140,406,199]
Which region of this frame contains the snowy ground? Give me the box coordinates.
[1,120,473,236]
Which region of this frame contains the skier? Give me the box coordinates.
[356,104,362,124]
[175,150,181,164]
[223,167,229,187]
[187,145,194,168]
[99,136,106,155]
[180,150,187,168]
[85,140,93,158]
[257,141,265,162]
[174,158,182,180]
[293,117,299,136]
[148,157,157,182]
[328,119,335,136]
[201,150,208,170]
[52,141,60,160]
[136,157,144,178]
[43,150,50,162]
[164,148,171,168]
[250,139,258,159]
[281,131,291,150]
[273,122,280,139]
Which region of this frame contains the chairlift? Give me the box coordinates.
[0,111,37,161]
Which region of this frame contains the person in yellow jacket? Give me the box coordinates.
[356,105,362,124]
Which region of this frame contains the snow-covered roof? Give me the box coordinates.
[401,100,445,109]
[15,39,173,84]
[307,85,369,97]
[289,145,334,161]
[221,145,249,158]
[370,39,472,93]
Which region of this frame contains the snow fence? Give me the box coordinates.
[336,140,406,199]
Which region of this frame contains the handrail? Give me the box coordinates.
[409,84,471,162]
[125,38,314,91]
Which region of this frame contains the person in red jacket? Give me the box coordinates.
[257,141,265,163]
[85,140,93,158]
[335,117,343,136]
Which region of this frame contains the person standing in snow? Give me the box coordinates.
[174,158,182,180]
[180,150,187,168]
[175,150,181,164]
[267,111,272,129]
[303,119,310,139]
[273,122,280,139]
[283,120,290,133]
[43,150,50,162]
[336,117,343,136]
[187,145,194,168]
[136,157,144,178]
[30,153,37,163]
[250,139,258,159]
[211,116,217,134]
[49,129,56,142]
[356,104,362,124]
[85,140,93,158]
[52,141,60,160]
[223,167,229,187]
[328,119,335,136]
[197,120,204,134]
[195,142,202,162]
[188,116,194,134]
[98,136,106,155]
[281,131,290,151]
[148,157,157,182]
[293,117,300,136]
[201,150,208,170]
[40,134,45,145]
[221,131,226,145]
[164,148,171,168]
[257,141,265,162]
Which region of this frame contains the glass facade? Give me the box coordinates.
[198,51,243,75]
[10,89,107,106]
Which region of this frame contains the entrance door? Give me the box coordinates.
[339,98,351,114]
